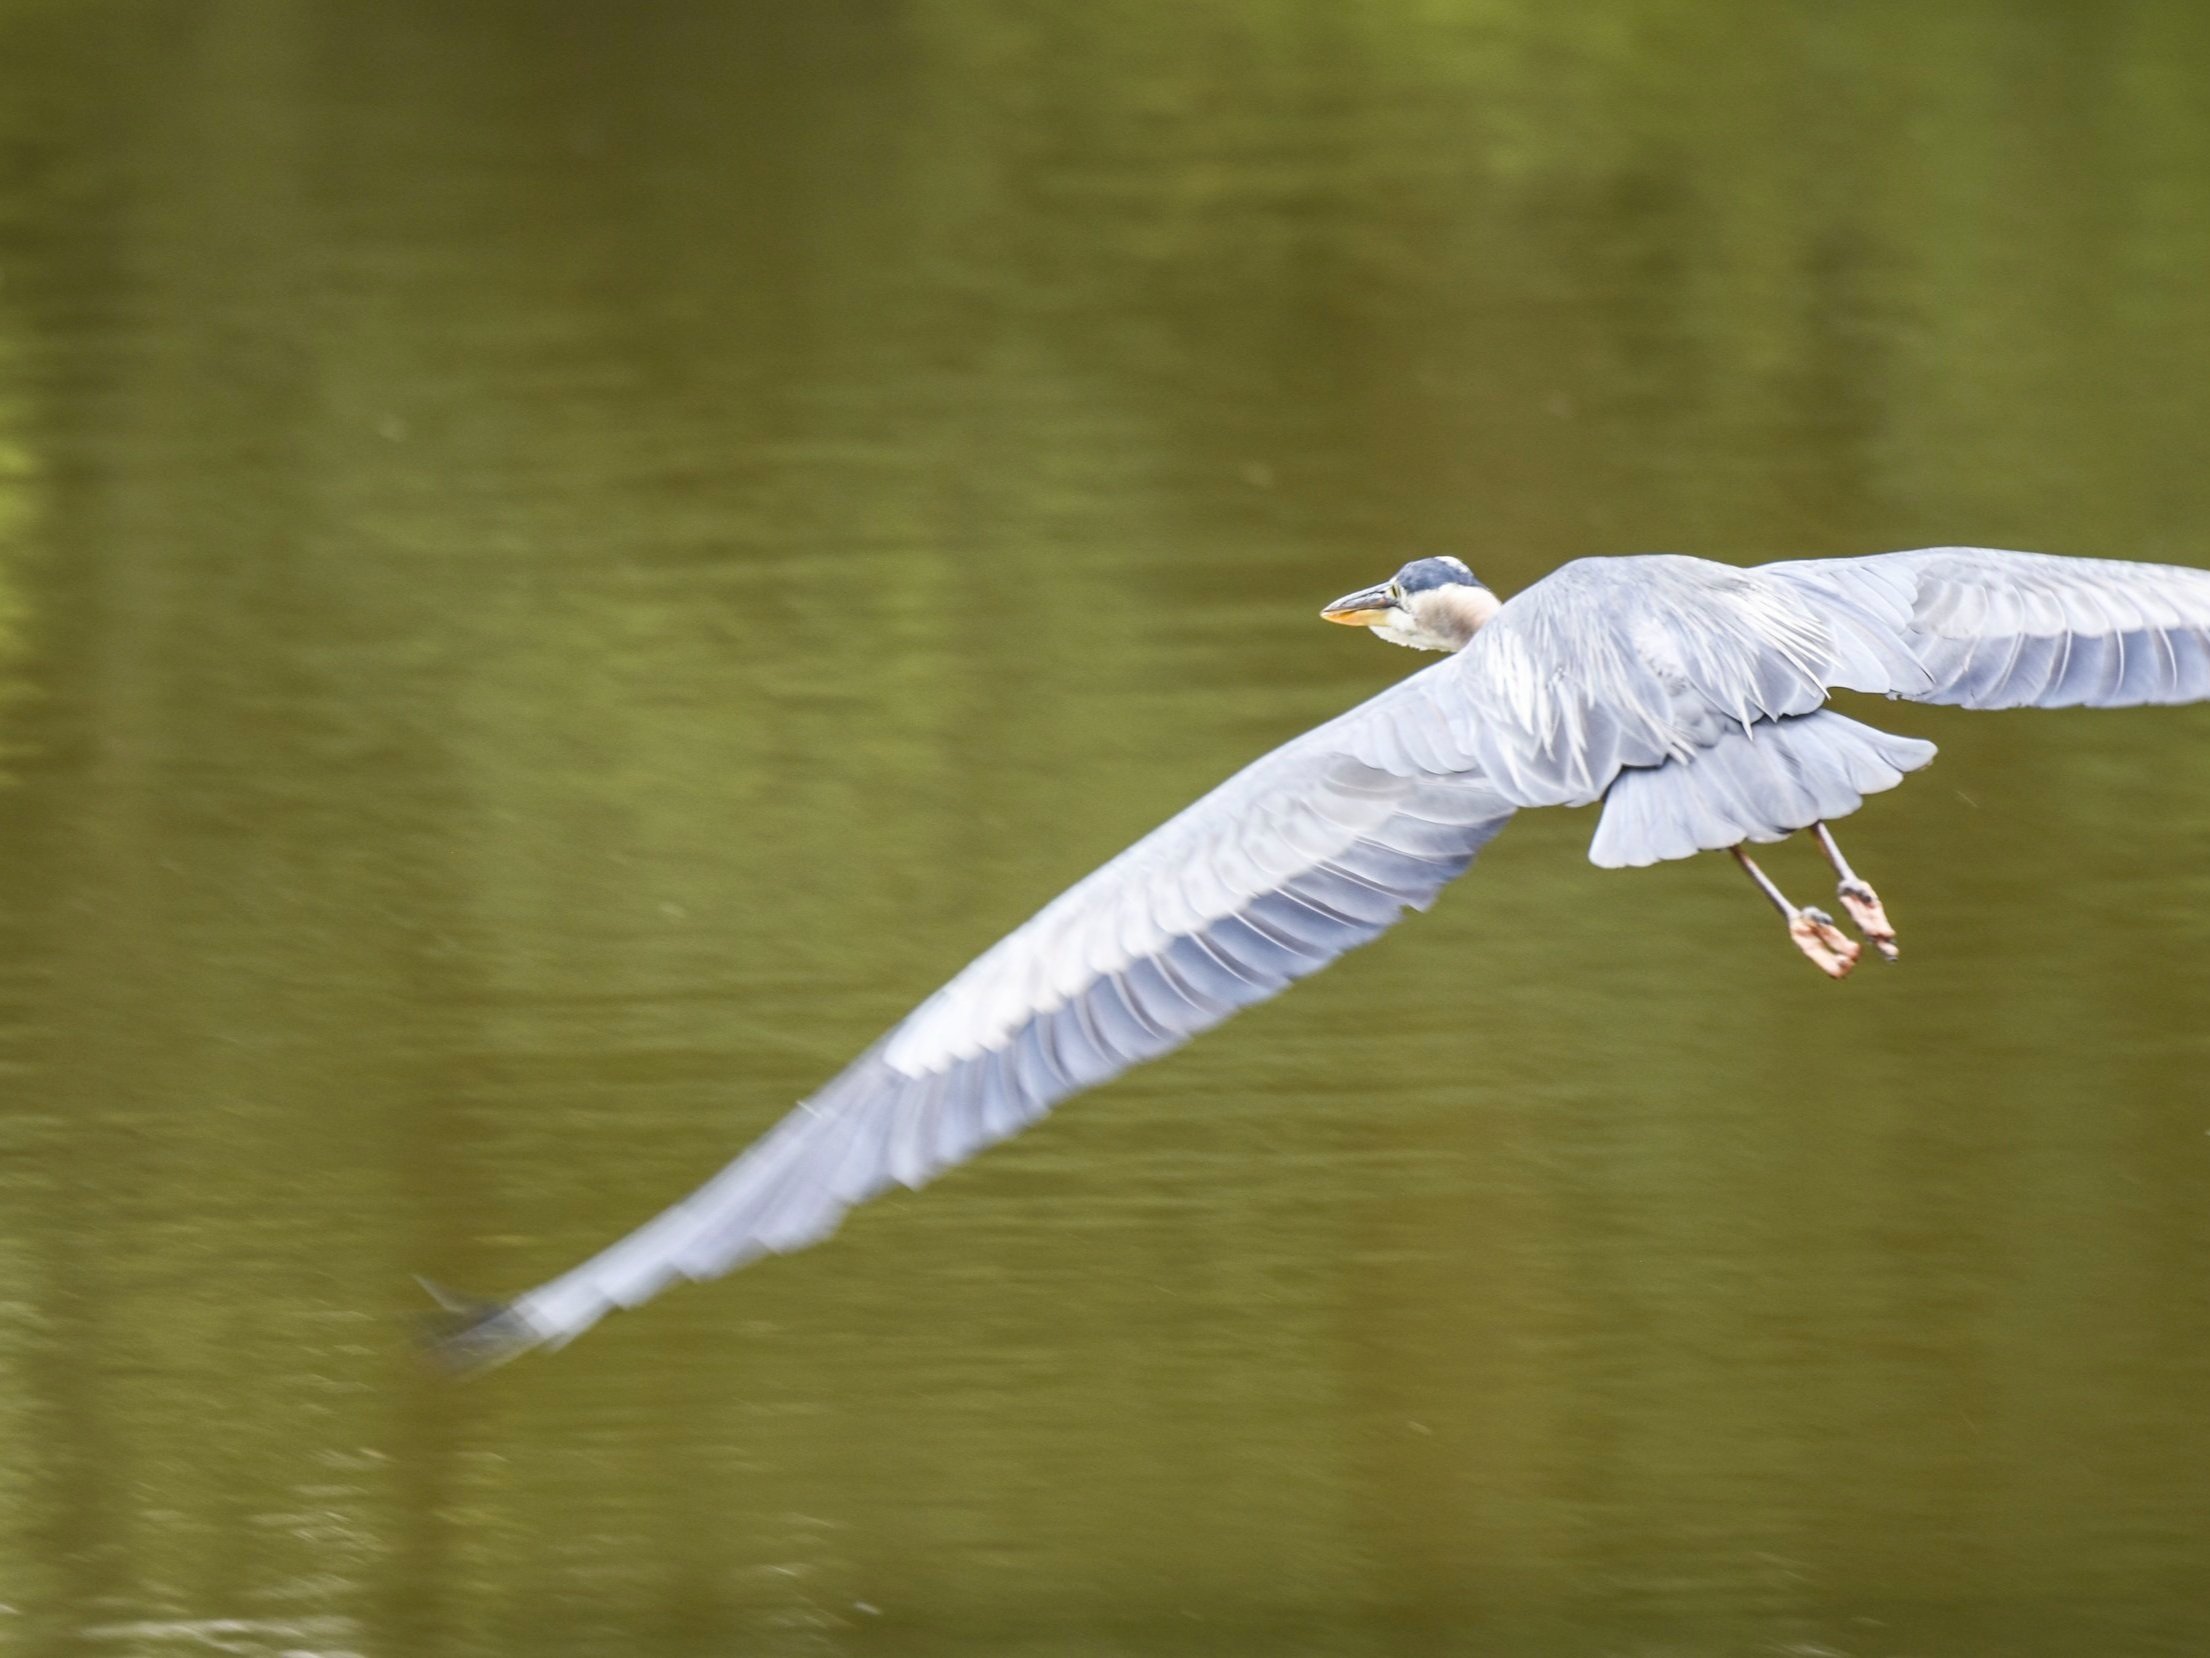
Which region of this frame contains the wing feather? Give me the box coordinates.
[440,670,1515,1362]
[1764,546,2210,710]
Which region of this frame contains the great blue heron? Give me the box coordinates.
[429,546,2210,1364]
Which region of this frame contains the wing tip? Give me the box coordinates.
[413,1276,546,1376]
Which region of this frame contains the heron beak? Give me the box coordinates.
[1320,584,1400,626]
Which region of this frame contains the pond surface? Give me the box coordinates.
[2,3,2210,1654]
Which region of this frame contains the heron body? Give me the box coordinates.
[436,546,2210,1364]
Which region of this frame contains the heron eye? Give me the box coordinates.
[1387,583,1405,603]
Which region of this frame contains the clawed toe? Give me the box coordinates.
[1789,907,1861,979]
[1836,878,1899,962]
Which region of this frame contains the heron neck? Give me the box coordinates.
[1434,585,1501,650]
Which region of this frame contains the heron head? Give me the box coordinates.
[1320,556,1498,652]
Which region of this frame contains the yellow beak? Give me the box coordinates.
[1320,583,1399,626]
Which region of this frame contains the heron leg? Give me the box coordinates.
[1810,822,1898,963]
[1730,847,1860,979]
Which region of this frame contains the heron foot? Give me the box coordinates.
[1788,907,1861,979]
[1836,878,1898,963]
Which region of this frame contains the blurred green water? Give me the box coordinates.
[1,2,2208,1654]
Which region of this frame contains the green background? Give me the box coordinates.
[1,3,2208,1653]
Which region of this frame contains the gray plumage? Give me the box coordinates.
[433,546,2210,1364]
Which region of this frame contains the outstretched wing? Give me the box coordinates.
[1763,547,2210,709]
[1423,547,2210,828]
[439,668,1514,1363]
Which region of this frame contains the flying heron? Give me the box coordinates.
[429,545,2210,1364]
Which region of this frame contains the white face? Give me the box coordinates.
[1370,594,1457,651]
[1322,566,1499,652]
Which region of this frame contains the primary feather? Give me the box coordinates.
[451,672,1517,1359]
